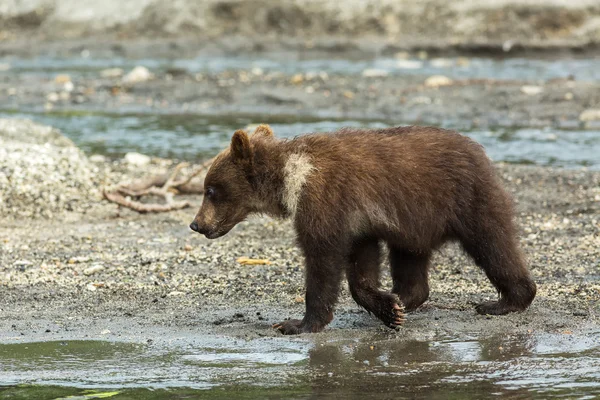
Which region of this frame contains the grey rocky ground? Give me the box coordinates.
[1,0,600,54]
[4,58,600,130]
[0,119,598,342]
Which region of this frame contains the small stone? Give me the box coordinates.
[83,264,104,276]
[124,152,151,166]
[424,75,453,88]
[520,85,543,95]
[55,74,71,84]
[343,90,355,99]
[564,92,574,100]
[183,244,193,251]
[46,92,59,102]
[0,63,10,71]
[394,51,410,59]
[579,109,600,122]
[456,57,470,67]
[86,283,97,291]
[100,329,111,335]
[89,154,106,163]
[290,74,304,84]
[123,66,153,84]
[167,291,185,297]
[395,60,423,69]
[68,256,90,264]
[362,68,389,78]
[63,81,74,92]
[430,58,454,68]
[295,296,304,303]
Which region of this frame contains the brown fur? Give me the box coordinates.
[190,125,537,335]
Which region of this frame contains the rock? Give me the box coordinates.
[579,109,600,122]
[83,264,105,276]
[68,256,91,264]
[424,75,453,88]
[520,85,544,95]
[395,60,423,69]
[100,68,124,78]
[89,154,107,163]
[394,51,410,59]
[456,57,470,67]
[63,81,74,92]
[46,92,59,102]
[290,74,304,84]
[86,283,97,291]
[55,74,71,84]
[124,152,151,166]
[13,260,33,267]
[123,66,153,84]
[0,119,97,219]
[430,58,454,68]
[362,68,389,78]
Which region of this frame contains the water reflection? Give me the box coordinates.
[0,332,598,398]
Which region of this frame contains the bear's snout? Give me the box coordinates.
[189,220,204,234]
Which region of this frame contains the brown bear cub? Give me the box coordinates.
[190,124,536,335]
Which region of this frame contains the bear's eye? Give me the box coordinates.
[205,187,215,199]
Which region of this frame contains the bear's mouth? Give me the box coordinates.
[204,228,230,239]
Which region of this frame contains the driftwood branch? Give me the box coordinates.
[103,158,214,213]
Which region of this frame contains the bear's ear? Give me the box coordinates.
[252,124,274,138]
[231,129,253,165]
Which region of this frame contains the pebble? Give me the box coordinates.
[55,74,71,84]
[123,66,153,84]
[424,75,453,88]
[100,68,124,78]
[124,152,151,166]
[68,256,91,264]
[430,58,454,68]
[86,283,97,291]
[361,68,389,78]
[395,60,423,69]
[520,85,544,95]
[579,109,600,122]
[89,154,107,163]
[83,264,105,276]
[46,92,59,102]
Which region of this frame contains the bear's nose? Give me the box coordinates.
[189,221,199,232]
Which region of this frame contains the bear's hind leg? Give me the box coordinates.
[346,238,405,328]
[460,223,536,315]
[389,248,431,312]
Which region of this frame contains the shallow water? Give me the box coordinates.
[4,54,600,82]
[1,331,599,398]
[1,111,599,169]
[2,53,600,168]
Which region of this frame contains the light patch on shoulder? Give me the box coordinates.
[283,153,315,218]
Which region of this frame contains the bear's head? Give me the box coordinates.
[190,124,274,239]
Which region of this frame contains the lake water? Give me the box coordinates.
[1,331,599,399]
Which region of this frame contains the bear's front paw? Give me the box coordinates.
[273,319,324,335]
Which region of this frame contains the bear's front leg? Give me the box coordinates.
[274,251,343,335]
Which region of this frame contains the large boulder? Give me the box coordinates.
[0,119,98,218]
